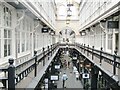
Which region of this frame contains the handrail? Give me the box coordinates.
[73,43,120,89]
[15,43,58,84]
[0,68,8,72]
[0,43,59,89]
[75,43,120,73]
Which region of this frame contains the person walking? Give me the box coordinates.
[63,60,67,69]
[68,61,70,69]
[73,66,77,74]
[75,71,79,80]
[61,72,68,88]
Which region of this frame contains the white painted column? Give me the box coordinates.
[31,21,35,56]
[1,28,4,65]
[30,32,34,56]
[0,4,4,64]
[42,33,44,47]
[104,33,107,52]
[105,21,108,52]
[118,14,120,85]
[12,9,17,62]
[112,29,115,54]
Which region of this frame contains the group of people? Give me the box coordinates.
[61,67,80,88]
[62,60,71,69]
[73,66,80,80]
[60,51,80,88]
[61,66,80,88]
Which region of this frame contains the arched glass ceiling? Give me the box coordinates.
[55,0,81,20]
[59,27,75,38]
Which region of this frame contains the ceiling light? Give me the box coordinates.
[66,19,70,24]
[67,8,72,17]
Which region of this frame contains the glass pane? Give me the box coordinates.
[23,19,25,30]
[0,30,1,38]
[108,34,112,50]
[26,41,28,51]
[0,30,1,57]
[0,39,1,58]
[26,33,29,51]
[3,7,12,27]
[4,7,6,26]
[4,7,5,13]
[17,31,20,39]
[22,32,25,38]
[18,40,20,53]
[30,23,32,31]
[10,12,11,21]
[8,30,11,38]
[7,20,8,26]
[58,5,66,16]
[9,11,12,27]
[22,43,25,52]
[22,32,25,52]
[27,20,29,31]
[6,7,8,12]
[4,15,5,26]
[0,10,1,25]
[4,39,7,57]
[8,40,11,55]
[4,29,7,38]
[10,21,12,27]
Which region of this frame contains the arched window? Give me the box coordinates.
[4,6,12,27]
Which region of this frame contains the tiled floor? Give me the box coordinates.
[55,53,83,89]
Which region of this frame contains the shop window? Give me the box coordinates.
[17,13,32,53]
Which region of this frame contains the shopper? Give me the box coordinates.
[62,72,68,88]
[68,61,70,69]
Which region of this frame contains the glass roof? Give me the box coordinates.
[55,0,81,20]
